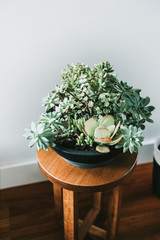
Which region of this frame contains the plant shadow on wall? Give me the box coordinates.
[24,61,155,162]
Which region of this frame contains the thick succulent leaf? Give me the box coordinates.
[111,121,121,139]
[108,134,123,145]
[95,137,112,143]
[85,118,98,137]
[96,145,110,153]
[94,126,110,139]
[107,125,115,135]
[100,115,114,128]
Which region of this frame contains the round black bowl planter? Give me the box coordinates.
[51,144,123,168]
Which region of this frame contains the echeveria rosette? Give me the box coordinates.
[24,122,57,151]
[115,125,144,154]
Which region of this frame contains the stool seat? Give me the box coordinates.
[37,147,137,192]
[37,147,137,240]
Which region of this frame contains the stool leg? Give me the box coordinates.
[63,189,78,240]
[93,191,102,210]
[53,183,63,220]
[107,184,123,240]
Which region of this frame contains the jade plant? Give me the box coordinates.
[24,61,155,154]
[84,115,122,153]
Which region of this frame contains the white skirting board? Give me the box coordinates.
[0,159,47,189]
[0,144,154,189]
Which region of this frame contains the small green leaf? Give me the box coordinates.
[108,134,123,146]
[29,139,36,148]
[88,101,94,107]
[96,145,110,153]
[99,115,114,127]
[129,142,135,154]
[147,118,154,123]
[94,126,110,139]
[123,146,128,153]
[107,125,115,135]
[145,106,155,112]
[85,118,98,137]
[143,96,150,106]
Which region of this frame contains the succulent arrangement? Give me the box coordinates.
[24,61,155,154]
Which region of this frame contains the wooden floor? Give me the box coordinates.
[1,163,160,240]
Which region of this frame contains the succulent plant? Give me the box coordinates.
[84,115,123,153]
[24,61,155,154]
[115,125,144,154]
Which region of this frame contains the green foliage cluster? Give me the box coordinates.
[24,61,155,154]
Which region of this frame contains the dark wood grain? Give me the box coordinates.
[1,163,160,240]
[37,147,137,192]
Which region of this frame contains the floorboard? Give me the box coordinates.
[0,163,160,240]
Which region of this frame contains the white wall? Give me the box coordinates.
[0,0,160,167]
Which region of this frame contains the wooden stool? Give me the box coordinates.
[37,147,137,240]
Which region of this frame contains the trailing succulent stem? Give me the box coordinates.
[24,61,155,154]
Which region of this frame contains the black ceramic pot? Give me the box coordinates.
[153,137,160,198]
[51,144,122,168]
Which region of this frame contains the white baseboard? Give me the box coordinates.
[0,144,154,189]
[0,159,47,189]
